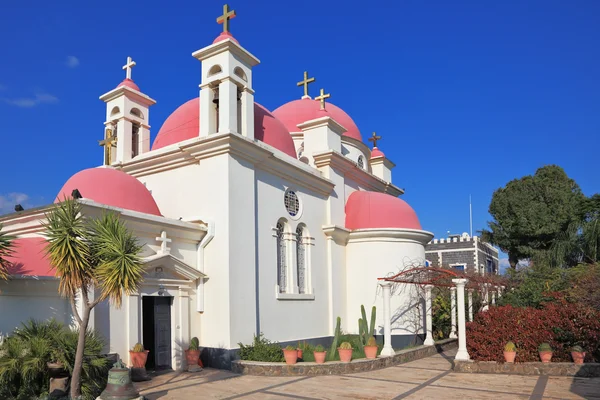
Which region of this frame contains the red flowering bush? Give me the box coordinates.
[467,300,600,362]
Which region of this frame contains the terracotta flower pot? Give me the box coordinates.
[571,351,586,364]
[185,349,201,369]
[297,349,303,359]
[503,351,516,363]
[47,362,68,378]
[539,351,553,363]
[129,350,149,368]
[313,351,326,364]
[283,349,298,365]
[364,345,378,360]
[338,348,353,363]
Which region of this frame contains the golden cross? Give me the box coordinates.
[315,88,331,110]
[216,4,236,33]
[297,71,315,98]
[369,132,382,148]
[99,129,117,165]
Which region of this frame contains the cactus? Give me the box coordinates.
[367,336,377,347]
[358,305,377,350]
[284,345,295,351]
[189,337,200,351]
[328,317,341,361]
[571,345,583,352]
[369,306,376,337]
[132,343,144,352]
[538,343,552,352]
[339,342,352,350]
[315,344,325,352]
[504,341,516,352]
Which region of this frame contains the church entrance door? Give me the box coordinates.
[142,296,172,370]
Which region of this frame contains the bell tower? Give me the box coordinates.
[192,4,260,139]
[99,57,156,166]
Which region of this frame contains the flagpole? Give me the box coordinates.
[469,195,473,237]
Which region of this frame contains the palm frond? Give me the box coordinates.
[0,224,15,281]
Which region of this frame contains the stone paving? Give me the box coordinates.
[135,349,600,399]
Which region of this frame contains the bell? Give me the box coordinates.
[98,359,142,400]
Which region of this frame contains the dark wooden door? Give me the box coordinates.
[153,297,172,369]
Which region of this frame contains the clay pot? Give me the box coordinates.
[129,350,149,368]
[503,351,516,363]
[539,351,553,363]
[314,351,326,364]
[185,349,201,369]
[297,349,303,360]
[338,348,353,363]
[283,349,298,365]
[364,345,378,359]
[571,351,586,365]
[46,362,68,378]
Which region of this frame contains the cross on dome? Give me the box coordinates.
[156,231,172,255]
[122,56,136,80]
[98,128,117,166]
[315,88,331,111]
[369,132,382,148]
[217,4,236,33]
[297,71,315,99]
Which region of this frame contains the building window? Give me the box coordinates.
[486,259,494,274]
[452,264,465,272]
[276,221,287,293]
[284,189,301,218]
[296,225,307,294]
[357,155,364,169]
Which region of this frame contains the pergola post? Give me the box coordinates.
[467,288,474,322]
[452,278,470,361]
[424,284,434,346]
[380,281,395,357]
[482,283,489,311]
[491,286,496,305]
[449,287,457,339]
[498,286,504,299]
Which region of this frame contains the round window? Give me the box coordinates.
[284,189,301,218]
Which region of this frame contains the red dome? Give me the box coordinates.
[345,191,422,230]
[5,237,53,277]
[117,78,140,91]
[213,32,239,44]
[151,98,297,158]
[371,147,385,159]
[272,98,363,142]
[55,168,162,216]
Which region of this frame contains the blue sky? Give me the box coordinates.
[1,0,599,269]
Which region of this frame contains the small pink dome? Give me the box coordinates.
[55,168,161,216]
[5,237,53,277]
[371,147,385,159]
[117,78,140,91]
[151,98,297,158]
[273,98,363,142]
[213,32,239,44]
[345,191,422,230]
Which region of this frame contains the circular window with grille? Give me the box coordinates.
[284,189,301,218]
[357,155,365,169]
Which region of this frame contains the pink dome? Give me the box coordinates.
[117,78,140,91]
[272,98,363,142]
[371,147,385,159]
[55,168,162,216]
[213,32,239,44]
[151,98,297,158]
[5,237,53,277]
[345,191,422,230]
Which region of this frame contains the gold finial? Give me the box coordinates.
[368,132,382,148]
[297,71,315,99]
[216,4,236,33]
[315,88,331,110]
[99,128,117,166]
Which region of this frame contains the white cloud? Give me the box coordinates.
[65,56,79,68]
[1,92,59,108]
[0,193,29,215]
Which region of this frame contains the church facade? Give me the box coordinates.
[0,6,433,369]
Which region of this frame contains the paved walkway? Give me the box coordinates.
[135,349,600,399]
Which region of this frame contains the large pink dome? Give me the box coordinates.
[55,168,162,216]
[272,98,363,142]
[151,98,297,158]
[5,237,53,277]
[345,191,422,230]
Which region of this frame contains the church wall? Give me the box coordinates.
[341,142,369,173]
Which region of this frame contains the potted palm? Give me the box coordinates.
[283,345,298,365]
[47,349,68,378]
[297,341,304,360]
[313,344,327,364]
[338,342,353,363]
[503,341,516,363]
[571,346,586,364]
[129,343,149,368]
[185,337,201,371]
[364,336,378,359]
[538,343,553,363]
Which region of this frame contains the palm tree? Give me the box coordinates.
[0,223,15,281]
[44,198,144,399]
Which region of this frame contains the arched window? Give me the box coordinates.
[110,106,120,117]
[234,66,247,81]
[296,225,307,294]
[276,221,287,293]
[130,108,144,119]
[208,64,222,77]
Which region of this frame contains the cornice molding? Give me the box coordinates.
[322,225,351,245]
[192,38,260,67]
[348,228,434,245]
[297,116,346,137]
[99,86,156,106]
[370,156,396,169]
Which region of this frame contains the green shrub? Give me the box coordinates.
[238,334,284,362]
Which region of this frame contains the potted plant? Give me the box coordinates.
[503,341,516,363]
[571,345,586,364]
[283,345,298,365]
[129,343,150,368]
[338,342,353,363]
[297,341,304,360]
[47,349,68,378]
[185,337,201,371]
[364,336,378,359]
[313,344,327,364]
[538,343,553,363]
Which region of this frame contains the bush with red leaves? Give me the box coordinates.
[466,300,600,362]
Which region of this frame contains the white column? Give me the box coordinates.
[218,78,238,134]
[126,293,141,366]
[482,284,489,312]
[452,278,470,361]
[449,287,457,339]
[498,286,504,299]
[240,87,255,139]
[424,284,434,345]
[380,282,394,357]
[178,287,190,371]
[491,287,496,305]
[467,288,474,322]
[199,84,214,137]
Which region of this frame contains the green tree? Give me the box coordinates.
[482,165,585,269]
[44,198,144,399]
[0,223,15,280]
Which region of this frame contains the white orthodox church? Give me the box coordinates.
[0,6,434,369]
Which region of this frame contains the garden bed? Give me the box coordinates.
[231,338,457,376]
[454,360,600,377]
